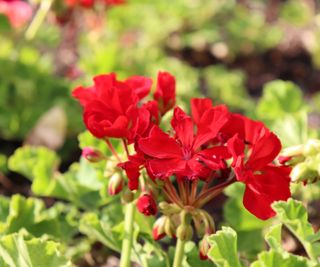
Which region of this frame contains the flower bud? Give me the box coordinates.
[108,173,124,196]
[152,216,166,241]
[278,156,292,165]
[304,139,320,156]
[136,194,158,216]
[176,224,193,241]
[164,216,176,238]
[159,202,180,215]
[291,162,318,183]
[82,147,105,163]
[121,188,135,203]
[199,235,210,260]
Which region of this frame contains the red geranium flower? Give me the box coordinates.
[72,73,152,139]
[227,116,291,220]
[139,101,230,180]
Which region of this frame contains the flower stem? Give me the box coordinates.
[105,139,122,162]
[173,237,186,267]
[25,0,54,40]
[120,201,135,267]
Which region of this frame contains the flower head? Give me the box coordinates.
[227,116,291,219]
[73,73,152,139]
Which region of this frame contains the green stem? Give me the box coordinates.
[25,0,54,40]
[173,238,186,267]
[120,201,135,267]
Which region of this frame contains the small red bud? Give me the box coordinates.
[108,173,124,196]
[199,235,211,261]
[82,147,105,163]
[136,194,157,216]
[278,155,292,165]
[152,217,166,241]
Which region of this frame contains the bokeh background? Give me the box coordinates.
[1,0,320,266]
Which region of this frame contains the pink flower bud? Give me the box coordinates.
[152,216,166,241]
[199,236,210,260]
[108,173,124,196]
[136,193,157,216]
[278,155,292,165]
[82,147,105,163]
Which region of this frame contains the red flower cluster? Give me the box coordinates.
[73,71,291,220]
[0,0,32,28]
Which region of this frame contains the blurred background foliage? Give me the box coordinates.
[1,0,320,266]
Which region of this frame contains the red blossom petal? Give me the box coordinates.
[139,126,182,159]
[154,71,176,115]
[125,76,152,100]
[191,98,213,125]
[147,158,186,179]
[171,107,194,149]
[227,134,245,167]
[242,165,291,220]
[72,86,96,106]
[195,105,230,148]
[247,131,281,170]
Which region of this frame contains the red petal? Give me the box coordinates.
[191,98,213,125]
[147,158,186,179]
[154,71,176,114]
[72,86,96,106]
[125,76,152,100]
[195,105,230,148]
[139,126,182,159]
[242,166,291,220]
[247,131,281,170]
[171,107,194,149]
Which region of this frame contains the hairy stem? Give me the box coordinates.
[119,201,135,267]
[105,139,122,162]
[172,237,186,267]
[25,0,54,40]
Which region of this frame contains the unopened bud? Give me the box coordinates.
[121,188,134,203]
[159,202,180,215]
[164,216,176,238]
[199,235,211,260]
[291,162,318,183]
[136,193,158,216]
[176,224,193,241]
[82,147,105,163]
[108,173,124,196]
[278,156,292,165]
[281,145,303,158]
[304,139,320,156]
[152,216,166,241]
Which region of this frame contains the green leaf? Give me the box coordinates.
[257,80,305,120]
[223,183,267,257]
[207,227,242,267]
[250,250,310,267]
[271,112,309,146]
[264,224,283,252]
[0,195,78,243]
[0,232,71,267]
[8,146,59,181]
[8,146,110,209]
[79,212,122,253]
[272,199,320,261]
[224,183,267,231]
